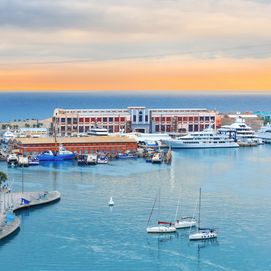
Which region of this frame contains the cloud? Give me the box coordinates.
[0,0,271,63]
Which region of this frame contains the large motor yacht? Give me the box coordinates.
[219,116,260,146]
[163,126,239,149]
[87,127,108,136]
[257,123,271,144]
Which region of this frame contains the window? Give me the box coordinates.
[166,117,171,122]
[67,118,72,124]
[194,124,199,131]
[161,125,165,132]
[120,117,125,122]
[178,117,182,121]
[103,117,107,123]
[155,125,160,132]
[166,125,171,132]
[210,116,215,121]
[133,115,136,122]
[205,116,210,122]
[109,126,114,133]
[115,117,119,122]
[194,117,199,122]
[109,117,113,122]
[79,118,84,123]
[85,118,90,123]
[73,118,78,124]
[188,124,193,132]
[161,117,165,122]
[145,115,148,122]
[200,116,204,122]
[155,117,160,122]
[189,117,193,122]
[61,118,65,123]
[97,118,101,122]
[183,117,187,122]
[91,118,96,122]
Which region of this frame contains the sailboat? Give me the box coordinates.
[189,188,217,240]
[108,197,114,206]
[174,189,197,229]
[146,190,176,233]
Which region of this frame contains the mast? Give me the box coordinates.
[198,188,201,229]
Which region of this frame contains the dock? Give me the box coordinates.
[0,190,61,241]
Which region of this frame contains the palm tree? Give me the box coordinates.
[0,171,7,186]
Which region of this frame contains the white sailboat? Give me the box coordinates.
[108,197,114,206]
[146,190,176,233]
[189,188,217,240]
[174,189,197,229]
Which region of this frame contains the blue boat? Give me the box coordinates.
[37,145,75,161]
[117,151,138,159]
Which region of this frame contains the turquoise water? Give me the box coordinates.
[0,146,270,270]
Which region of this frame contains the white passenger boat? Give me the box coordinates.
[108,197,114,206]
[219,116,260,146]
[87,127,108,136]
[257,123,271,144]
[163,126,239,149]
[189,188,217,241]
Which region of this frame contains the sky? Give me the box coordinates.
[0,0,271,91]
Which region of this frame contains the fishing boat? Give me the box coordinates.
[146,191,176,234]
[37,145,74,161]
[7,154,18,167]
[117,151,138,159]
[151,152,163,164]
[97,155,108,164]
[189,188,217,240]
[86,154,97,165]
[77,154,87,166]
[28,156,39,166]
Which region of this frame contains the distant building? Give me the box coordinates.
[52,107,218,136]
[9,136,137,155]
[18,128,48,138]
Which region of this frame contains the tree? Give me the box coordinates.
[0,171,7,186]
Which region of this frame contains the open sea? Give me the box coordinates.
[0,91,271,270]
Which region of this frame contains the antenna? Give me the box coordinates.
[198,188,202,229]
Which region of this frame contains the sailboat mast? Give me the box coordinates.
[198,188,201,229]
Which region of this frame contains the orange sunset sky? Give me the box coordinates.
[1,0,271,92]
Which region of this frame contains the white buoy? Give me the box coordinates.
[108,197,114,206]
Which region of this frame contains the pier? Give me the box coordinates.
[0,190,61,240]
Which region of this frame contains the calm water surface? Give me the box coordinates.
[0,146,270,270]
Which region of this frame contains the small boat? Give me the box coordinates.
[97,155,108,164]
[108,197,114,206]
[77,154,87,166]
[151,152,163,164]
[117,151,138,159]
[189,188,217,241]
[37,145,74,161]
[7,154,18,167]
[86,154,97,165]
[18,155,29,167]
[28,156,39,166]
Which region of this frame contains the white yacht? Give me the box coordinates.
[219,116,260,146]
[87,127,108,136]
[163,126,239,149]
[257,123,271,144]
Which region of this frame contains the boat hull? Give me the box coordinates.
[175,220,197,229]
[189,231,217,240]
[146,226,176,233]
[37,153,74,161]
[164,141,239,149]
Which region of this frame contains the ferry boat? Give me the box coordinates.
[219,116,260,146]
[87,127,108,136]
[37,145,74,161]
[257,123,271,144]
[163,126,239,149]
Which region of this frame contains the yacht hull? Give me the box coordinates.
[164,141,239,149]
[146,226,176,233]
[189,231,217,240]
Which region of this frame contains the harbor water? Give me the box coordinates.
[0,145,270,270]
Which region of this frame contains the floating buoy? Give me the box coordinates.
[108,197,114,206]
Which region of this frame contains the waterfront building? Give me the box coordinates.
[52,107,218,136]
[9,136,137,155]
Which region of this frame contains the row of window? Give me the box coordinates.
[152,116,215,122]
[59,117,126,123]
[154,124,209,132]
